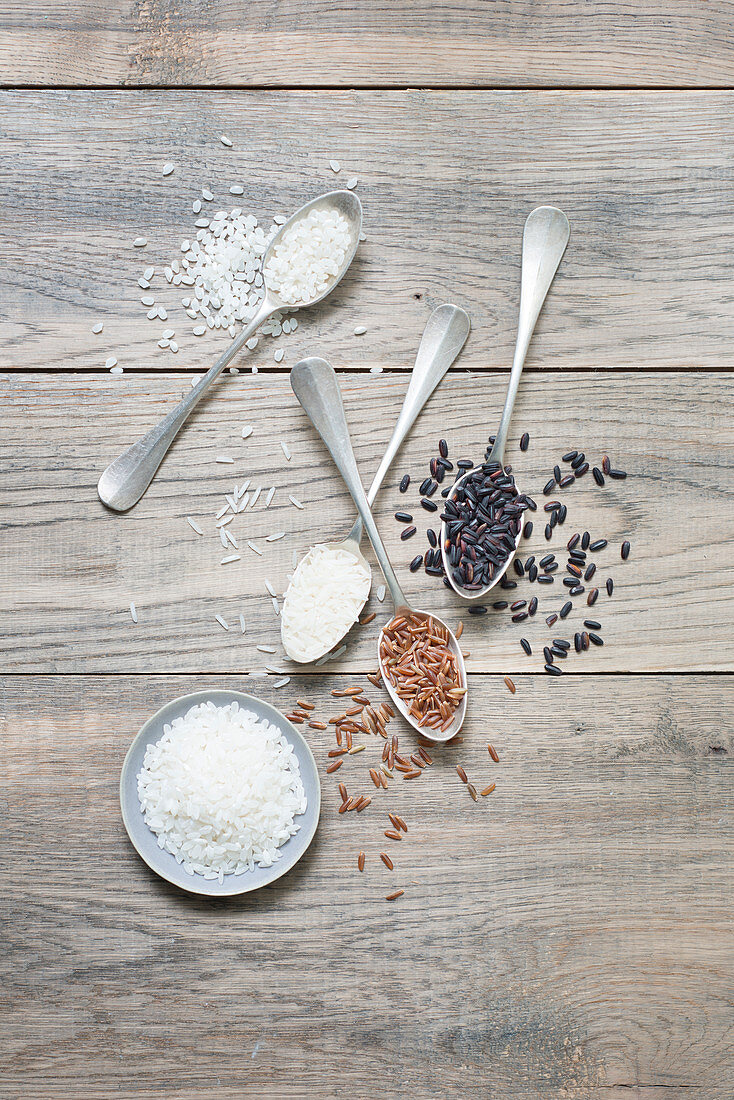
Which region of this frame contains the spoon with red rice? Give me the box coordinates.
[291,356,467,741]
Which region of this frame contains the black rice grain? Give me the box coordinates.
[559,475,575,488]
[520,432,530,452]
[545,524,553,540]
[562,450,578,462]
[621,540,631,560]
[592,467,605,486]
[587,587,599,605]
[427,528,437,547]
[546,614,558,626]
[571,452,586,470]
[560,601,572,619]
[395,511,413,523]
[545,663,562,676]
[589,539,607,552]
[409,555,422,572]
[609,469,627,480]
[421,498,438,512]
[419,477,432,496]
[543,646,553,664]
[399,474,410,493]
[602,455,610,474]
[574,462,589,478]
[574,632,582,652]
[584,563,596,582]
[570,584,585,595]
[514,559,524,577]
[538,574,554,584]
[439,438,448,458]
[512,611,528,623]
[468,605,487,615]
[582,531,590,550]
[588,632,604,646]
[584,619,601,630]
[554,464,562,484]
[528,596,538,616]
[492,600,508,610]
[520,637,532,655]
[606,577,614,596]
[543,478,556,495]
[524,521,534,539]
[401,526,417,540]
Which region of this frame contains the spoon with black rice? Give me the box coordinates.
[441,206,570,602]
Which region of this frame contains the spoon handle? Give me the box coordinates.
[97,296,275,512]
[490,206,570,464]
[290,357,409,611]
[345,303,470,544]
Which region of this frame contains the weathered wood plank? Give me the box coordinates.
[2,371,732,673]
[1,1,734,87]
[1,673,731,1098]
[1,91,734,373]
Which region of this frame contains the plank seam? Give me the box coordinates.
[1,84,733,93]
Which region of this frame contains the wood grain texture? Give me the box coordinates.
[2,1,734,87]
[1,673,731,1098]
[2,91,734,373]
[2,370,732,674]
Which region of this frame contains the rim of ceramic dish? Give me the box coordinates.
[119,689,321,897]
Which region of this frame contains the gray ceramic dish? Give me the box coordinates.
[120,689,321,897]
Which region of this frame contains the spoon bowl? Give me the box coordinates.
[441,205,569,603]
[440,466,527,601]
[262,189,362,310]
[378,607,467,742]
[291,356,467,741]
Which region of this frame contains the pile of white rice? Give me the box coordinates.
[179,210,279,336]
[280,543,371,663]
[137,700,306,881]
[264,206,352,305]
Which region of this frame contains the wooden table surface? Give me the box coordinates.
[1,7,732,1099]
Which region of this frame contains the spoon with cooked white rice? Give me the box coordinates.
[281,305,470,664]
[98,189,362,512]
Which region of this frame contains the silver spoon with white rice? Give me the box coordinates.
[280,305,470,664]
[98,190,362,512]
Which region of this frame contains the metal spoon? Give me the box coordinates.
[291,357,467,742]
[282,303,470,663]
[441,205,570,601]
[97,189,362,512]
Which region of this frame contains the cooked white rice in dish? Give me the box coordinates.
[137,700,306,882]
